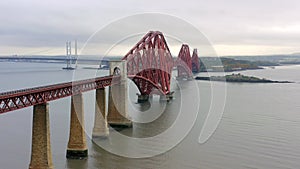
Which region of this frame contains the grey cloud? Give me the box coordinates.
[1,0,300,55]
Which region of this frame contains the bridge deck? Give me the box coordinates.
[0,75,120,114]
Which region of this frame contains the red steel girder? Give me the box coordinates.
[0,75,120,114]
[176,44,193,78]
[192,48,200,73]
[122,31,173,96]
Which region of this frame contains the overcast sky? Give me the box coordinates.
[1,0,300,56]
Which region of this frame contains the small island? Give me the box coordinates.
[195,73,292,83]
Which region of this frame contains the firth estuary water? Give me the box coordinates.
[0,62,300,169]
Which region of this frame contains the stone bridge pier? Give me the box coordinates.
[92,88,109,138]
[66,93,88,159]
[107,60,132,128]
[29,103,53,169]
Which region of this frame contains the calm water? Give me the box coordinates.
[0,62,300,169]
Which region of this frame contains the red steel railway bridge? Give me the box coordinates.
[0,31,200,169]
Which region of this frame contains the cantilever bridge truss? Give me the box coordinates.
[192,49,200,73]
[176,44,193,78]
[122,31,201,96]
[122,31,173,96]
